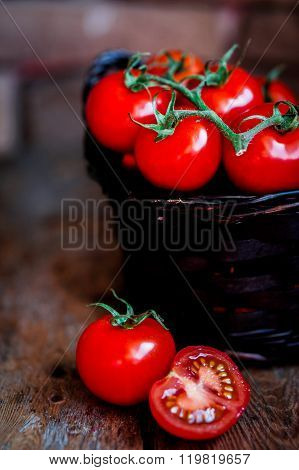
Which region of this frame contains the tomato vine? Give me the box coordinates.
[124,45,298,156]
[91,289,168,330]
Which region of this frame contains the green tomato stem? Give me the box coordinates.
[144,73,298,154]
[145,73,247,151]
[90,289,169,330]
[144,73,246,153]
[124,50,298,154]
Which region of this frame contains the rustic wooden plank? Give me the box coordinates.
[1,223,298,449]
[0,209,142,450]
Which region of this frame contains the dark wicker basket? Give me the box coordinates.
[83,50,299,363]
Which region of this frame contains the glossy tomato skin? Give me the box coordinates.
[147,50,203,82]
[268,80,297,103]
[256,76,297,103]
[135,116,221,191]
[200,68,264,124]
[76,315,176,405]
[223,103,299,194]
[85,70,170,153]
[150,346,250,440]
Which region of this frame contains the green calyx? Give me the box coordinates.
[130,91,178,141]
[90,289,168,330]
[266,64,285,84]
[124,45,299,155]
[272,101,299,132]
[151,50,187,80]
[203,43,238,87]
[234,101,299,155]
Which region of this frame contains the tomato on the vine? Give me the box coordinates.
[200,67,264,124]
[223,103,299,194]
[147,50,203,82]
[178,67,264,124]
[85,70,170,153]
[134,116,221,191]
[150,346,250,440]
[76,291,175,405]
[255,76,297,103]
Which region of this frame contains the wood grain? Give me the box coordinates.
[0,148,298,450]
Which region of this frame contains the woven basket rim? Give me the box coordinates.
[129,189,299,203]
[126,191,299,219]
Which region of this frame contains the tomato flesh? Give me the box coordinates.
[76,315,176,406]
[85,70,170,153]
[150,346,250,440]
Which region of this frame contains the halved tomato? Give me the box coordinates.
[149,346,250,440]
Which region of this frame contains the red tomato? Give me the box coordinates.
[85,70,170,153]
[134,116,221,191]
[200,68,264,124]
[147,50,203,82]
[223,103,299,194]
[122,153,136,169]
[255,76,297,103]
[150,346,250,440]
[76,314,175,405]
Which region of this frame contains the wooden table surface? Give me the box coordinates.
[0,148,298,450]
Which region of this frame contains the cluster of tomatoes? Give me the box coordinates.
[85,48,299,195]
[76,291,250,440]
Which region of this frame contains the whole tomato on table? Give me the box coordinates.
[134,115,222,191]
[85,70,170,153]
[150,346,250,440]
[76,290,175,405]
[223,103,299,194]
